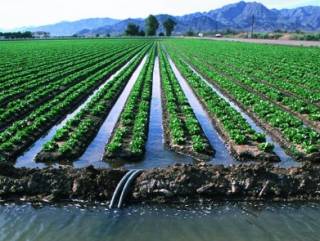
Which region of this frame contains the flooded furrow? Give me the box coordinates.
[168,57,235,166]
[130,57,194,169]
[73,56,148,169]
[14,57,136,169]
[184,61,298,168]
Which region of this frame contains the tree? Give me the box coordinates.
[145,15,159,36]
[185,30,195,36]
[163,18,176,36]
[139,30,145,36]
[125,23,141,36]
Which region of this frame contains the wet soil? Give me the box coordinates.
[0,162,320,204]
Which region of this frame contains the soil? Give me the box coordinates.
[1,162,320,204]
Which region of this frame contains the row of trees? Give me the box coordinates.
[0,31,33,39]
[125,15,176,37]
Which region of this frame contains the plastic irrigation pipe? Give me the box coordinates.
[117,169,143,208]
[109,170,135,209]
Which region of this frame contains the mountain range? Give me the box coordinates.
[23,1,320,36]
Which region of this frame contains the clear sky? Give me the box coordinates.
[1,0,319,30]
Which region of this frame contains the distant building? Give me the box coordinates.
[198,33,204,37]
[32,31,50,39]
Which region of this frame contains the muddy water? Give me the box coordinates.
[74,56,148,169]
[1,202,320,241]
[185,62,298,168]
[168,57,235,166]
[14,58,135,169]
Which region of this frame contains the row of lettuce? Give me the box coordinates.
[36,44,214,163]
[0,41,152,162]
[158,47,213,160]
[166,48,278,161]
[36,45,152,162]
[104,46,156,160]
[0,43,147,129]
[0,39,143,82]
[164,39,319,160]
[1,39,318,164]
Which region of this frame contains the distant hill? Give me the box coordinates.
[23,1,320,36]
[25,18,120,36]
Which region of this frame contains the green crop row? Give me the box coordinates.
[189,50,320,123]
[165,40,320,103]
[0,39,147,83]
[164,41,319,158]
[0,44,146,129]
[104,45,156,160]
[159,46,213,158]
[0,43,150,162]
[0,45,129,106]
[167,51,273,152]
[35,45,151,162]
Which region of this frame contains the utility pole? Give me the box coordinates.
[251,14,255,38]
[215,21,218,34]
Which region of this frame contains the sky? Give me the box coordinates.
[1,0,319,30]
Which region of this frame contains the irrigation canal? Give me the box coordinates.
[1,202,319,241]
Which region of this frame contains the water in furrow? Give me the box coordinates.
[127,57,194,169]
[14,57,136,169]
[168,57,235,166]
[73,56,148,169]
[184,61,298,168]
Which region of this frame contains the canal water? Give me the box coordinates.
[1,202,319,241]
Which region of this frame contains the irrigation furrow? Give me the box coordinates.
[196,57,320,133]
[167,55,235,166]
[14,56,137,168]
[0,45,139,107]
[159,47,214,161]
[142,57,194,168]
[0,46,149,163]
[32,47,150,164]
[181,60,298,167]
[0,45,145,130]
[73,55,148,168]
[180,51,319,161]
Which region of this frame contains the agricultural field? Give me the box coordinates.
[0,38,319,168]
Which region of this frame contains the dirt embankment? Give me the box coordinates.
[0,162,320,204]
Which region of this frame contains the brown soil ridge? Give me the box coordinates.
[1,162,320,204]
